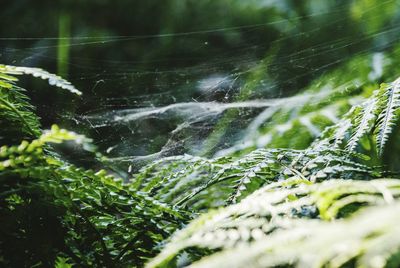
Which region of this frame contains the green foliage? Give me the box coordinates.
[0,70,186,267]
[4,1,400,267]
[142,54,400,267]
[147,178,400,267]
[0,126,187,267]
[132,147,380,212]
[152,200,400,268]
[4,30,400,268]
[0,65,81,144]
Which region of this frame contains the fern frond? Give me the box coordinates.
[1,126,187,266]
[0,84,41,141]
[375,79,400,154]
[186,202,400,268]
[147,178,400,267]
[0,65,82,95]
[310,77,400,155]
[329,118,353,148]
[346,95,379,151]
[0,64,82,145]
[136,144,378,212]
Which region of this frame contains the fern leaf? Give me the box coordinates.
[325,111,355,149]
[147,179,400,268]
[1,126,187,266]
[375,80,400,154]
[186,202,400,268]
[0,65,82,95]
[346,96,378,151]
[0,84,41,140]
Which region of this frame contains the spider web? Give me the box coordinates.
[1,0,399,174]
